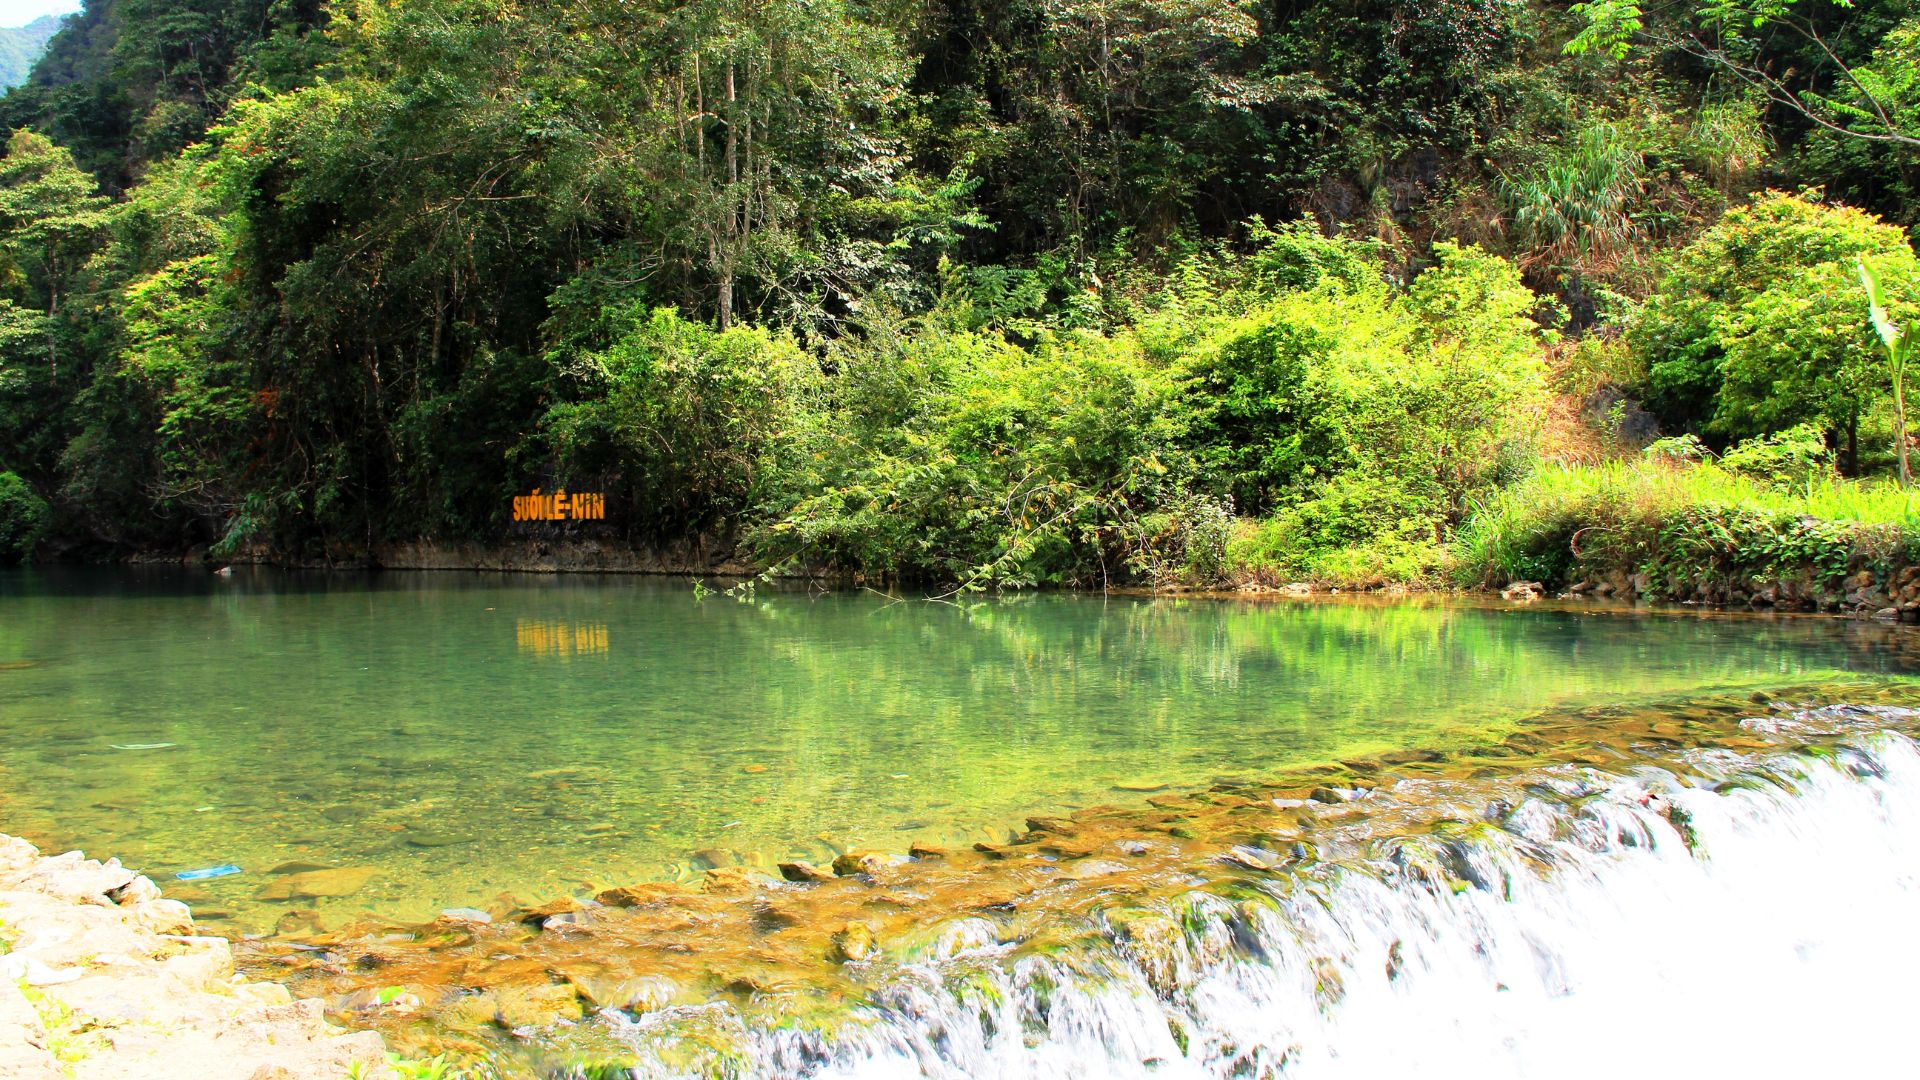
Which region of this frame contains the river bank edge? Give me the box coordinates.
[0,833,396,1079]
[97,537,1920,624]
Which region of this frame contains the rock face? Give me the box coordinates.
[0,833,392,1080]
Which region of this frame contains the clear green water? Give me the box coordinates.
[0,566,1913,931]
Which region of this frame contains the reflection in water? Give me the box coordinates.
[516,619,609,657]
[0,565,1916,932]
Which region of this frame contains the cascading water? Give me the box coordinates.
[596,709,1920,1080]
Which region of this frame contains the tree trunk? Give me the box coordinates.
[1895,365,1913,488]
[719,60,739,329]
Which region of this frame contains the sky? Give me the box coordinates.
[0,0,78,29]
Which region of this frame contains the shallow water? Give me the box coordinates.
[264,694,1920,1079]
[1,566,1915,931]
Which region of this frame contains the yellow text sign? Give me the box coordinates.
[513,489,605,522]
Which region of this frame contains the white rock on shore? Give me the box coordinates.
[0,833,393,1080]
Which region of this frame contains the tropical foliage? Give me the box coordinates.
[0,0,1911,591]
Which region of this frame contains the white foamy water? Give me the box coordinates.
[610,726,1920,1079]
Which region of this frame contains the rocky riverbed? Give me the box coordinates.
[230,681,1920,1075]
[0,834,391,1079]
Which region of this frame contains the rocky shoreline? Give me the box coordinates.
[1542,561,1920,620]
[0,834,390,1080]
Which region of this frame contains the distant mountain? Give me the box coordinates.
[0,15,63,90]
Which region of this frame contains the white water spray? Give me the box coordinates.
[609,726,1920,1080]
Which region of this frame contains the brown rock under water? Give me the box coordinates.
[254,866,378,901]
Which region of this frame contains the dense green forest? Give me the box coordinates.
[0,0,1914,594]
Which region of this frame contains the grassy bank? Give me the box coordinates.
[1450,457,1920,607]
[1203,444,1920,610]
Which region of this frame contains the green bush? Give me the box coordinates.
[754,322,1200,589]
[1634,192,1920,456]
[1182,241,1548,518]
[749,242,1549,592]
[0,470,48,562]
[1718,424,1836,486]
[538,307,821,538]
[1224,474,1451,587]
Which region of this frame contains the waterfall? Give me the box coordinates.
[602,718,1920,1079]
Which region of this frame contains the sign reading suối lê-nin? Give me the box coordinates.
[513,488,606,522]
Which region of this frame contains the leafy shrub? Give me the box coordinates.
[1224,473,1450,586]
[1178,283,1390,512]
[755,323,1199,589]
[1181,241,1547,517]
[1129,494,1236,587]
[1718,424,1836,486]
[0,470,47,561]
[539,308,820,538]
[1551,331,1643,399]
[1633,192,1920,453]
[1714,253,1919,449]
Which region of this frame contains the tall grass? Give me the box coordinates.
[1502,124,1645,278]
[1453,458,1920,591]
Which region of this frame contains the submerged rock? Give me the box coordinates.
[1308,786,1365,804]
[1219,846,1276,871]
[438,907,492,924]
[265,861,335,876]
[830,922,877,962]
[778,861,836,883]
[255,866,378,901]
[702,867,777,892]
[448,982,586,1030]
[1025,816,1083,836]
[564,970,676,1012]
[831,851,902,877]
[593,882,683,908]
[513,897,590,926]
